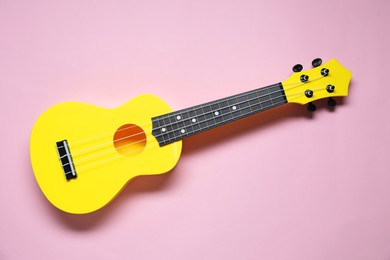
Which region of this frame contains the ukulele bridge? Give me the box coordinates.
[56,140,77,180]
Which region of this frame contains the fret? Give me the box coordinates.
[214,103,222,119]
[181,110,194,134]
[247,91,260,112]
[269,84,286,103]
[266,86,274,107]
[255,88,264,110]
[172,111,189,138]
[164,116,175,141]
[152,82,287,146]
[258,87,272,108]
[237,93,251,115]
[219,99,230,121]
[230,95,241,119]
[196,105,207,130]
[210,102,220,112]
[189,108,201,133]
[151,117,164,144]
[202,104,215,127]
[177,120,185,136]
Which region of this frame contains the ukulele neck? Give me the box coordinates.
[152,83,287,146]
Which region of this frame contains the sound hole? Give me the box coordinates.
[113,124,146,156]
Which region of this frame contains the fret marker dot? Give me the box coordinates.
[176,115,181,120]
[191,118,197,123]
[161,127,166,132]
[214,111,219,116]
[180,129,186,134]
[232,106,237,110]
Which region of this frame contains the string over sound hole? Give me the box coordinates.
[113,124,147,156]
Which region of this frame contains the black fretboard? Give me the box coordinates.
[152,82,287,146]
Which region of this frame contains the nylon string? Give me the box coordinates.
[62,77,326,175]
[68,91,309,176]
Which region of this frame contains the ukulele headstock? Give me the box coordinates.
[282,58,352,106]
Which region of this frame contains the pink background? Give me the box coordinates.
[1,0,389,259]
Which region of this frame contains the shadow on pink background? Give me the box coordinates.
[1,1,389,259]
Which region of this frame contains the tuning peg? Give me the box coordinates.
[312,58,322,68]
[327,98,336,107]
[326,84,335,93]
[292,64,303,72]
[307,102,316,112]
[300,74,309,83]
[305,89,313,98]
[321,68,329,77]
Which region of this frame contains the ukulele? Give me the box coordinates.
[30,58,352,214]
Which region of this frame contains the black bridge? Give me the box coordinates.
[56,140,77,180]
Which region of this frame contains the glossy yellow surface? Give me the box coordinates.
[282,58,352,104]
[30,94,182,214]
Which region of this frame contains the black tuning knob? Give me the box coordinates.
[305,90,313,98]
[326,84,335,93]
[292,64,303,72]
[300,74,309,83]
[312,58,322,67]
[307,102,316,112]
[321,68,329,77]
[327,98,336,107]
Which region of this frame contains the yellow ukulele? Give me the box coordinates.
[30,58,352,214]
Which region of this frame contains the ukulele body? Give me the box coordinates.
[30,94,182,214]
